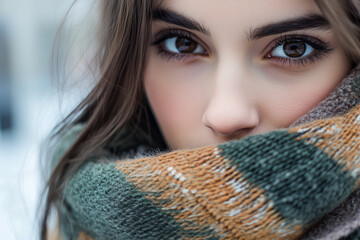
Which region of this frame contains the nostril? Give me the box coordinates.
[202,108,259,137]
[217,127,255,137]
[207,123,256,137]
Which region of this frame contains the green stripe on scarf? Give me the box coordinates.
[218,130,355,226]
[63,162,191,240]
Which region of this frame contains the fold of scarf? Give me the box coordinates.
[293,66,360,240]
[57,67,360,240]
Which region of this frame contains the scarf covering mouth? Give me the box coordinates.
[55,66,360,240]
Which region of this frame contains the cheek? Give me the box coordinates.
[260,50,352,128]
[143,58,209,148]
[145,77,195,129]
[264,85,332,128]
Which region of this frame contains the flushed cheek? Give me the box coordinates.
[263,89,325,128]
[144,61,210,149]
[260,55,351,128]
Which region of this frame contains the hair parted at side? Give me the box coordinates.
[40,0,163,239]
[40,0,359,239]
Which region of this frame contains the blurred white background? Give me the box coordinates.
[0,0,97,239]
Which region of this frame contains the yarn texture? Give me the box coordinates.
[53,67,360,240]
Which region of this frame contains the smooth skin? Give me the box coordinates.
[144,0,352,150]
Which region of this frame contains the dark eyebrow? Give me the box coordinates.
[152,10,329,40]
[249,14,330,40]
[153,9,211,35]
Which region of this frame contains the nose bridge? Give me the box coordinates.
[203,58,259,135]
[215,56,248,96]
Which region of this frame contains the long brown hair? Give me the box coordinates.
[40,0,163,238]
[40,0,360,239]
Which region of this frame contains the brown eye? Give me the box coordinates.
[163,36,206,54]
[271,39,314,58]
[283,41,306,57]
[176,37,198,53]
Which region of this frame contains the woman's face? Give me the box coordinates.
[144,0,351,150]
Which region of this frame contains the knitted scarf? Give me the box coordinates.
[54,66,360,240]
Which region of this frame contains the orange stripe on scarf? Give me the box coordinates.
[116,146,302,240]
[291,104,360,187]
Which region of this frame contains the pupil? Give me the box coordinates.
[283,41,306,57]
[176,37,197,53]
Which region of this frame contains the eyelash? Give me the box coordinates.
[265,35,333,67]
[152,29,206,62]
[152,29,333,67]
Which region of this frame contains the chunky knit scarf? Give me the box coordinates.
[54,67,360,240]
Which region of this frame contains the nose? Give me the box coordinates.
[202,68,259,137]
[202,94,259,136]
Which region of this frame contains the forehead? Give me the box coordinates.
[159,0,321,36]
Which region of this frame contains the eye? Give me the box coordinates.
[264,35,333,67]
[271,40,314,58]
[163,36,206,54]
[152,29,209,62]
